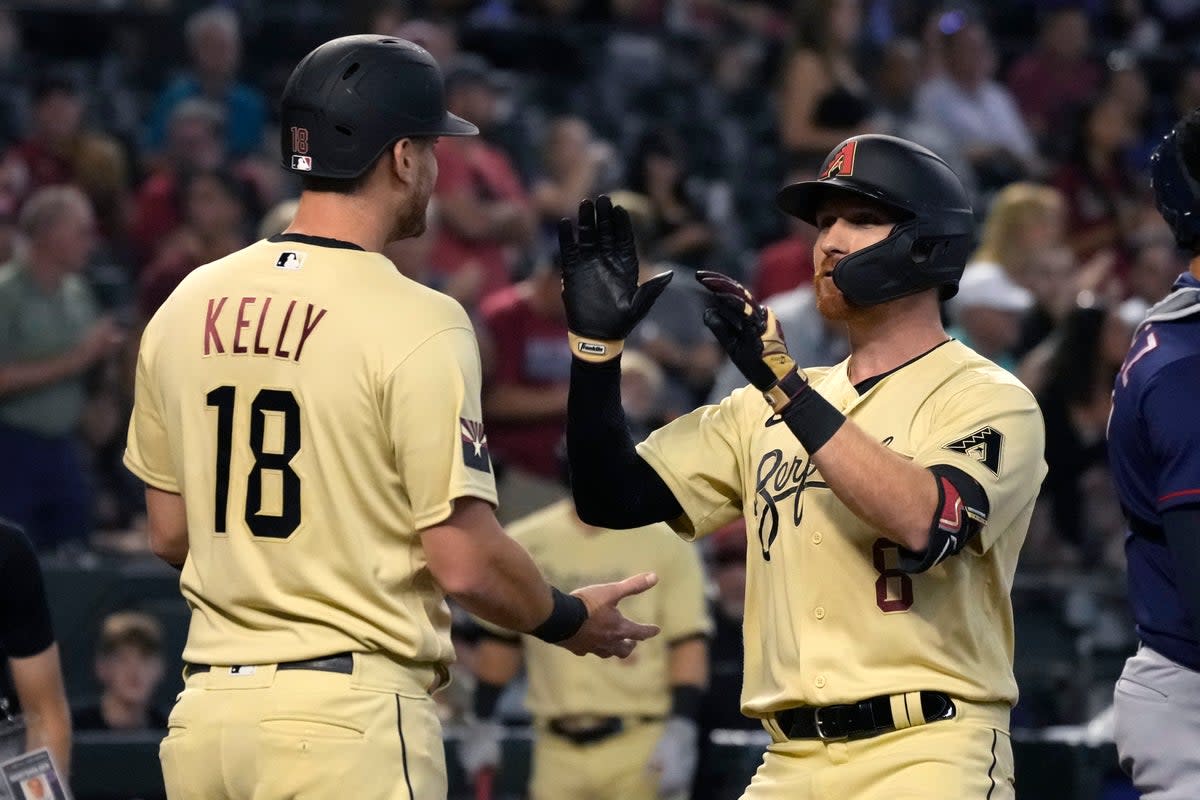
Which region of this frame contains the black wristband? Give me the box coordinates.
[779,385,846,455]
[671,685,704,723]
[474,679,505,721]
[530,587,588,644]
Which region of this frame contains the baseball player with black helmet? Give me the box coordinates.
[1109,108,1200,799]
[124,35,659,800]
[560,134,1047,799]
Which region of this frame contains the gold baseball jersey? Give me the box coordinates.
[636,339,1045,717]
[124,235,497,667]
[494,500,710,718]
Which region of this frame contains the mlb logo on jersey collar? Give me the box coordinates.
[276,252,305,271]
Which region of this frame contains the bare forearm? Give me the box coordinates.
[810,421,938,551]
[446,533,555,633]
[0,352,83,398]
[668,637,708,689]
[26,711,71,777]
[482,384,568,422]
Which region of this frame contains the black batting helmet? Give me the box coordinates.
[777,134,974,306]
[1150,110,1200,254]
[279,35,477,180]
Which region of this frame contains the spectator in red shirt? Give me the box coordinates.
[752,169,817,299]
[129,99,272,272]
[1051,93,1140,277]
[431,55,535,310]
[137,167,252,320]
[1,72,128,239]
[478,251,571,517]
[1007,7,1101,142]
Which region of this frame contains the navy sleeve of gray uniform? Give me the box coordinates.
[0,521,56,657]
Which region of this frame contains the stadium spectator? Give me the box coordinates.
[625,128,717,271]
[751,216,815,304]
[431,54,535,307]
[143,7,265,160]
[478,250,571,520]
[692,520,760,800]
[1051,94,1141,278]
[128,99,224,267]
[620,349,667,443]
[0,187,123,551]
[777,0,876,164]
[1126,234,1183,307]
[872,38,974,199]
[0,72,128,239]
[916,14,1039,190]
[72,611,166,731]
[1007,6,1102,142]
[0,520,70,777]
[531,116,616,243]
[0,9,27,151]
[947,261,1034,373]
[1023,303,1136,564]
[1016,244,1083,359]
[613,192,722,413]
[137,167,253,320]
[969,181,1066,289]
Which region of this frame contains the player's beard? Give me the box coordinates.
[813,269,853,321]
[391,152,436,241]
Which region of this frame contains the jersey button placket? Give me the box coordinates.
[814,607,825,620]
[815,675,826,689]
[812,531,823,545]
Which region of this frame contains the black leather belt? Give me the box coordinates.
[546,715,662,746]
[774,691,956,741]
[186,653,354,676]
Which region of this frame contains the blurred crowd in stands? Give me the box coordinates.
[2,0,1199,739]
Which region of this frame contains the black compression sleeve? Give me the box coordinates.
[1162,504,1200,633]
[567,357,683,528]
[0,521,55,658]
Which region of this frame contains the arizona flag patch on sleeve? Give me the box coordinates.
[460,418,492,473]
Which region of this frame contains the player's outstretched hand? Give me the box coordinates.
[697,270,808,412]
[558,572,661,658]
[558,196,673,361]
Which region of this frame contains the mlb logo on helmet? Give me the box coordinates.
[821,140,858,180]
[292,155,313,171]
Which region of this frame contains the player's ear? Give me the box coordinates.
[389,138,420,187]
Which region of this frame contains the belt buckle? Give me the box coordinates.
[813,706,849,741]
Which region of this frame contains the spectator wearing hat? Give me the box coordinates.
[72,612,166,732]
[430,54,535,310]
[947,261,1035,373]
[0,186,124,551]
[143,7,265,160]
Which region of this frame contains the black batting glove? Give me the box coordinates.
[697,270,809,413]
[558,195,673,363]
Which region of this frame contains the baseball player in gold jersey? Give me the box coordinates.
[123,36,659,800]
[559,135,1047,800]
[460,498,710,800]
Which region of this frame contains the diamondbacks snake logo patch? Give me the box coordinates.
[942,427,1003,476]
